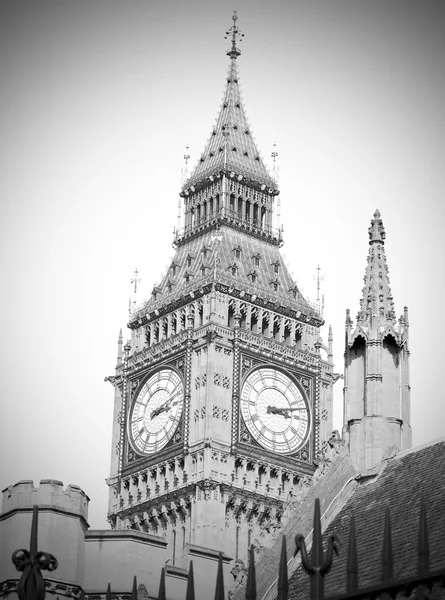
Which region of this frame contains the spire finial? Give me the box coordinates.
[225,12,244,59]
[368,208,386,244]
[131,268,141,294]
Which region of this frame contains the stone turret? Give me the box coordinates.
[0,480,89,588]
[343,210,412,471]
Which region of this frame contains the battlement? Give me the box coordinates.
[1,479,90,522]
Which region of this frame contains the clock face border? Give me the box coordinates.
[239,365,311,456]
[127,367,184,457]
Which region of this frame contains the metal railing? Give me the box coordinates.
[11,498,445,600]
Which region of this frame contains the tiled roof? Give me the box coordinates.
[288,439,445,598]
[138,225,316,318]
[184,58,276,190]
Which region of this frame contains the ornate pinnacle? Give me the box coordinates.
[368,208,386,244]
[225,12,244,59]
[294,498,339,600]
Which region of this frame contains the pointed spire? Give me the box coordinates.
[225,11,243,60]
[358,210,396,328]
[277,536,289,600]
[246,545,257,600]
[106,583,111,600]
[117,328,123,364]
[214,552,225,600]
[346,515,358,592]
[328,325,333,362]
[184,14,276,192]
[186,561,196,600]
[403,305,409,328]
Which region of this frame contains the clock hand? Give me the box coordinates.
[267,406,303,419]
[150,403,170,419]
[150,398,180,420]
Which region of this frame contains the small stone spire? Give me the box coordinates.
[343,210,412,471]
[328,325,333,363]
[358,209,395,328]
[225,12,243,60]
[117,329,123,365]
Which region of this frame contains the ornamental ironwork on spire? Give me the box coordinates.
[357,209,396,327]
[183,13,277,192]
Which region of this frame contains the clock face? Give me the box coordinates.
[240,367,310,455]
[129,368,183,455]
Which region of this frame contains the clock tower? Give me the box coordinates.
[106,14,337,568]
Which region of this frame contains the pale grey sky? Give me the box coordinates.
[1,0,444,529]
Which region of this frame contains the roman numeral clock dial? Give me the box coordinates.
[240,368,310,454]
[129,368,184,455]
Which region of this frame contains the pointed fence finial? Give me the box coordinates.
[246,545,257,600]
[277,536,289,600]
[294,498,339,600]
[12,505,58,600]
[382,507,394,582]
[158,567,167,600]
[131,576,138,600]
[186,561,196,600]
[214,552,225,600]
[418,497,430,577]
[346,515,358,592]
[225,12,244,59]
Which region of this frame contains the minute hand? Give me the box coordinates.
[267,406,303,419]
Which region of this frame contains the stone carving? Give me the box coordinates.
[228,559,247,600]
[197,479,219,500]
[138,583,150,600]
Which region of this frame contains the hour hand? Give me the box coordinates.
[151,403,169,419]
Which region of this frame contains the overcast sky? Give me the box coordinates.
[1,0,444,529]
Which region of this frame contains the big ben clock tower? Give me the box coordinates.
[106,14,336,568]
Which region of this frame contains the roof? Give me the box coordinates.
[183,42,276,191]
[288,438,445,598]
[130,225,320,325]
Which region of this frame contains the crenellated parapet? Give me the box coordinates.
[1,479,89,524]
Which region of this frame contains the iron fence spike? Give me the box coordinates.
[311,498,324,568]
[347,514,358,592]
[277,535,289,600]
[158,567,167,600]
[214,552,225,600]
[186,561,195,600]
[382,507,394,582]
[246,544,257,600]
[30,506,38,557]
[418,497,430,576]
[131,575,138,600]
